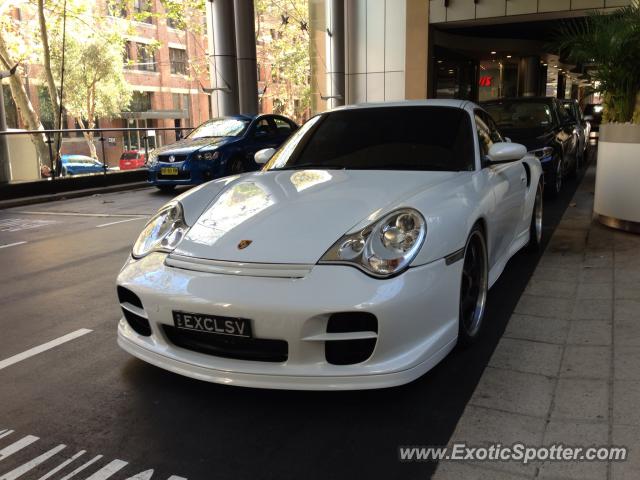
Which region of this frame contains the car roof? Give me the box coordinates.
[331,99,471,111]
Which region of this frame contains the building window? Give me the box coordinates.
[257,63,262,81]
[128,91,153,112]
[172,93,189,111]
[137,44,156,72]
[123,42,133,69]
[107,1,127,18]
[133,0,153,23]
[271,66,278,83]
[169,48,187,75]
[273,98,284,114]
[167,16,181,29]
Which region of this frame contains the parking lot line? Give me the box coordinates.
[56,455,103,480]
[0,444,66,480]
[36,450,86,480]
[83,459,128,480]
[96,217,146,228]
[0,242,27,250]
[0,329,92,371]
[0,436,39,461]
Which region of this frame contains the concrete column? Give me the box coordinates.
[207,0,239,117]
[0,81,11,182]
[405,0,430,99]
[325,0,345,108]
[518,56,540,97]
[557,73,566,99]
[234,0,258,115]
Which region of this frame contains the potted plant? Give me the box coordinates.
[556,4,640,232]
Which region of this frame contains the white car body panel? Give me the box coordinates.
[117,100,543,390]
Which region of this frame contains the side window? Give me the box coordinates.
[273,117,293,136]
[483,113,504,144]
[253,118,275,138]
[557,101,571,124]
[475,113,493,158]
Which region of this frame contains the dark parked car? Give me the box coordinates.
[584,103,604,146]
[482,97,580,197]
[147,114,298,192]
[561,98,589,164]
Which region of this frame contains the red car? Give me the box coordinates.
[119,150,146,170]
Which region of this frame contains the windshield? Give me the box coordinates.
[121,152,139,160]
[265,106,475,172]
[188,118,250,139]
[485,102,554,129]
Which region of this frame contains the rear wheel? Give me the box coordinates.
[527,181,544,252]
[546,156,563,199]
[458,226,489,347]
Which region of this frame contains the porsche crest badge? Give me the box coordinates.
[237,240,253,250]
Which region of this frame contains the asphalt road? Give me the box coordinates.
[0,158,591,480]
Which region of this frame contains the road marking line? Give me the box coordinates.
[0,329,92,371]
[0,444,66,480]
[58,455,103,480]
[0,436,39,462]
[19,211,148,218]
[0,242,26,250]
[36,450,86,480]
[96,217,145,228]
[0,431,12,440]
[83,459,128,480]
[125,470,154,480]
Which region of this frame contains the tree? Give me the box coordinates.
[555,5,640,123]
[50,25,131,158]
[256,0,310,122]
[0,7,50,170]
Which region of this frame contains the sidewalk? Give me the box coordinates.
[434,164,640,480]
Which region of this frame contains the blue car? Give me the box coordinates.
[60,154,109,176]
[147,114,298,191]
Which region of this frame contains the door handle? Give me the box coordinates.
[520,175,527,184]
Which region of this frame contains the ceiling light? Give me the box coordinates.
[491,51,497,55]
[437,60,443,64]
[543,63,548,66]
[506,55,512,58]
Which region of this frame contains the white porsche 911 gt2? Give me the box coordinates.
[116,100,543,390]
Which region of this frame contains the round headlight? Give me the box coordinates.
[320,208,426,277]
[132,202,188,258]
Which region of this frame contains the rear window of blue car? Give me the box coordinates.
[267,106,475,172]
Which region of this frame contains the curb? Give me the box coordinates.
[0,182,152,210]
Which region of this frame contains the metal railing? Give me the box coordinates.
[0,126,195,182]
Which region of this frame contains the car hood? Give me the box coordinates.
[173,169,459,264]
[500,127,554,151]
[154,136,235,156]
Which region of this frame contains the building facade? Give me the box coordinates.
[310,0,633,112]
[3,0,211,167]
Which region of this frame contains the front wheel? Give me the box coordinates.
[458,226,489,347]
[526,181,544,252]
[546,156,563,199]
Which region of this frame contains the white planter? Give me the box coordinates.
[594,123,640,233]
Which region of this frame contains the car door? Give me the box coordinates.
[555,100,578,167]
[476,111,527,265]
[244,117,280,164]
[271,116,297,145]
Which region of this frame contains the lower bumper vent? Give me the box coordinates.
[162,326,288,363]
[325,312,378,365]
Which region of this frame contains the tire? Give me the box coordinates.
[526,181,544,252]
[228,157,245,175]
[546,156,563,199]
[156,185,176,193]
[458,225,489,347]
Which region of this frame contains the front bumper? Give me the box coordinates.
[116,253,461,390]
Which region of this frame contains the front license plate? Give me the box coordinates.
[161,167,179,175]
[172,311,252,338]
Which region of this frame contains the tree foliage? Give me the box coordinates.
[256,0,310,122]
[555,5,640,123]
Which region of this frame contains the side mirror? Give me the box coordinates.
[254,148,276,164]
[504,137,512,143]
[485,142,527,165]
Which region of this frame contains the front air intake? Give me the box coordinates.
[325,312,378,365]
[117,286,151,336]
